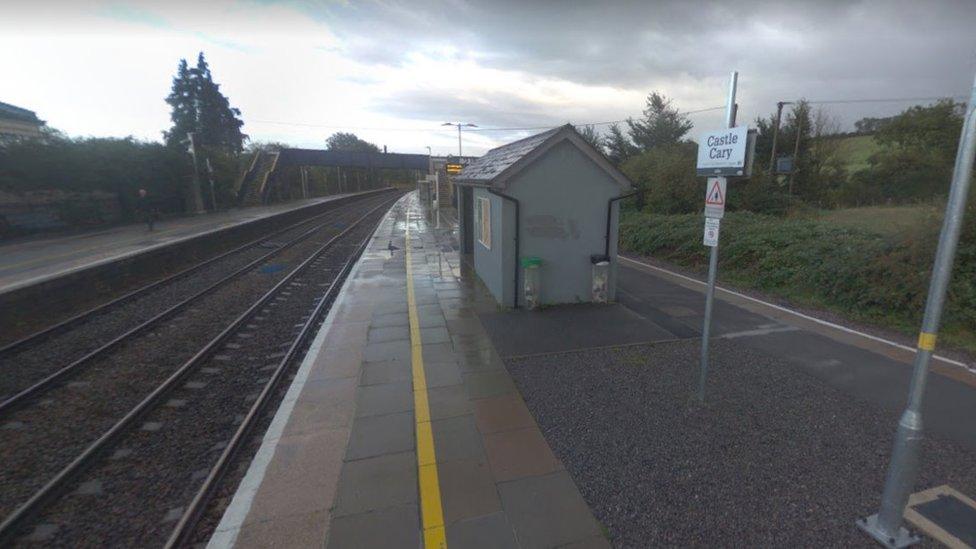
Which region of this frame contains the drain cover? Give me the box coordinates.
[905,485,976,548]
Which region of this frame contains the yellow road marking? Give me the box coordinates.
[405,216,447,549]
[918,332,938,351]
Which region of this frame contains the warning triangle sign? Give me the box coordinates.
[706,179,725,206]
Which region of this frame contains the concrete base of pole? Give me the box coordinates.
[856,515,920,548]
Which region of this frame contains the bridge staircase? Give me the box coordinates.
[237,151,280,206]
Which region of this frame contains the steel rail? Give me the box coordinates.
[0,195,398,544]
[0,189,392,358]
[0,192,394,416]
[164,200,385,548]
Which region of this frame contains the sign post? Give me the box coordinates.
[857,68,976,549]
[696,71,739,403]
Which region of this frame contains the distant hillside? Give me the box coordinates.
[819,133,881,173]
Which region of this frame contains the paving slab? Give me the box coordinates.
[333,451,418,516]
[327,505,421,549]
[344,411,415,460]
[446,512,519,549]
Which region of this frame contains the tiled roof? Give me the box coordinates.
[456,126,561,183]
[0,101,40,123]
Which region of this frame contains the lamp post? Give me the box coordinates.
[442,122,477,157]
[857,68,976,549]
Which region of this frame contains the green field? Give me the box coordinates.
[830,134,881,173]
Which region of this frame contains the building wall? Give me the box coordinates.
[471,187,511,306]
[0,118,44,139]
[502,140,623,306]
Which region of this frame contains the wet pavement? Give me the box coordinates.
[210,193,606,548]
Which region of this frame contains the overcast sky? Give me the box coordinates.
[2,0,974,155]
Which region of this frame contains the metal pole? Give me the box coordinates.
[697,70,737,403]
[186,132,205,214]
[769,102,785,174]
[457,124,463,157]
[789,115,802,209]
[858,70,976,548]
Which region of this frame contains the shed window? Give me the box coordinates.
[477,196,491,249]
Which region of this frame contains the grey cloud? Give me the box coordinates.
[371,89,572,129]
[292,0,976,132]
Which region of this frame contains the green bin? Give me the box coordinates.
[520,256,542,309]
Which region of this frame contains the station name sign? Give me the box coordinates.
[696,126,750,177]
[446,163,462,174]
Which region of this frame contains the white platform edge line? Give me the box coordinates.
[618,255,972,371]
[207,198,400,548]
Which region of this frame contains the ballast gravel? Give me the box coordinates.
[505,338,976,548]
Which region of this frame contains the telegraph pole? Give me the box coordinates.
[697,70,738,403]
[789,116,803,209]
[857,69,976,548]
[768,101,792,173]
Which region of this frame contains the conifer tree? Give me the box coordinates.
[604,122,636,165]
[164,52,245,154]
[164,59,196,149]
[626,92,692,152]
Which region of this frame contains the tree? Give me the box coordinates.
[604,122,636,166]
[847,100,965,204]
[626,92,693,152]
[164,52,246,154]
[874,99,963,157]
[325,132,380,153]
[854,116,895,135]
[192,53,246,154]
[164,59,195,150]
[621,142,699,214]
[574,124,604,152]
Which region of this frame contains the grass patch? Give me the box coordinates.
[810,203,942,237]
[620,208,976,354]
[830,134,881,173]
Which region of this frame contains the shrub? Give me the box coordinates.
[619,209,975,350]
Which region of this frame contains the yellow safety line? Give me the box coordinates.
[405,217,448,549]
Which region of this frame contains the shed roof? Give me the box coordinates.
[455,124,631,192]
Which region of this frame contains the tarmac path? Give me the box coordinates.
[616,257,976,451]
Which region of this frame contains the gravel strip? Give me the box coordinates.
[0,196,394,521]
[7,198,397,547]
[505,339,976,548]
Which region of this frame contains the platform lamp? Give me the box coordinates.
[442,122,477,157]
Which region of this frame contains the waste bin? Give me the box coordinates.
[591,254,610,303]
[520,256,542,310]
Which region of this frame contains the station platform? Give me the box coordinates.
[0,192,368,294]
[210,192,976,547]
[210,192,606,548]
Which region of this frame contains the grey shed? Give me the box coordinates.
[454,124,633,308]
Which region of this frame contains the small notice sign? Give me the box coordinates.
[446,163,463,174]
[703,217,721,247]
[704,177,727,219]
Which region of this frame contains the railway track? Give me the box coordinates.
[0,192,401,546]
[0,191,393,406]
